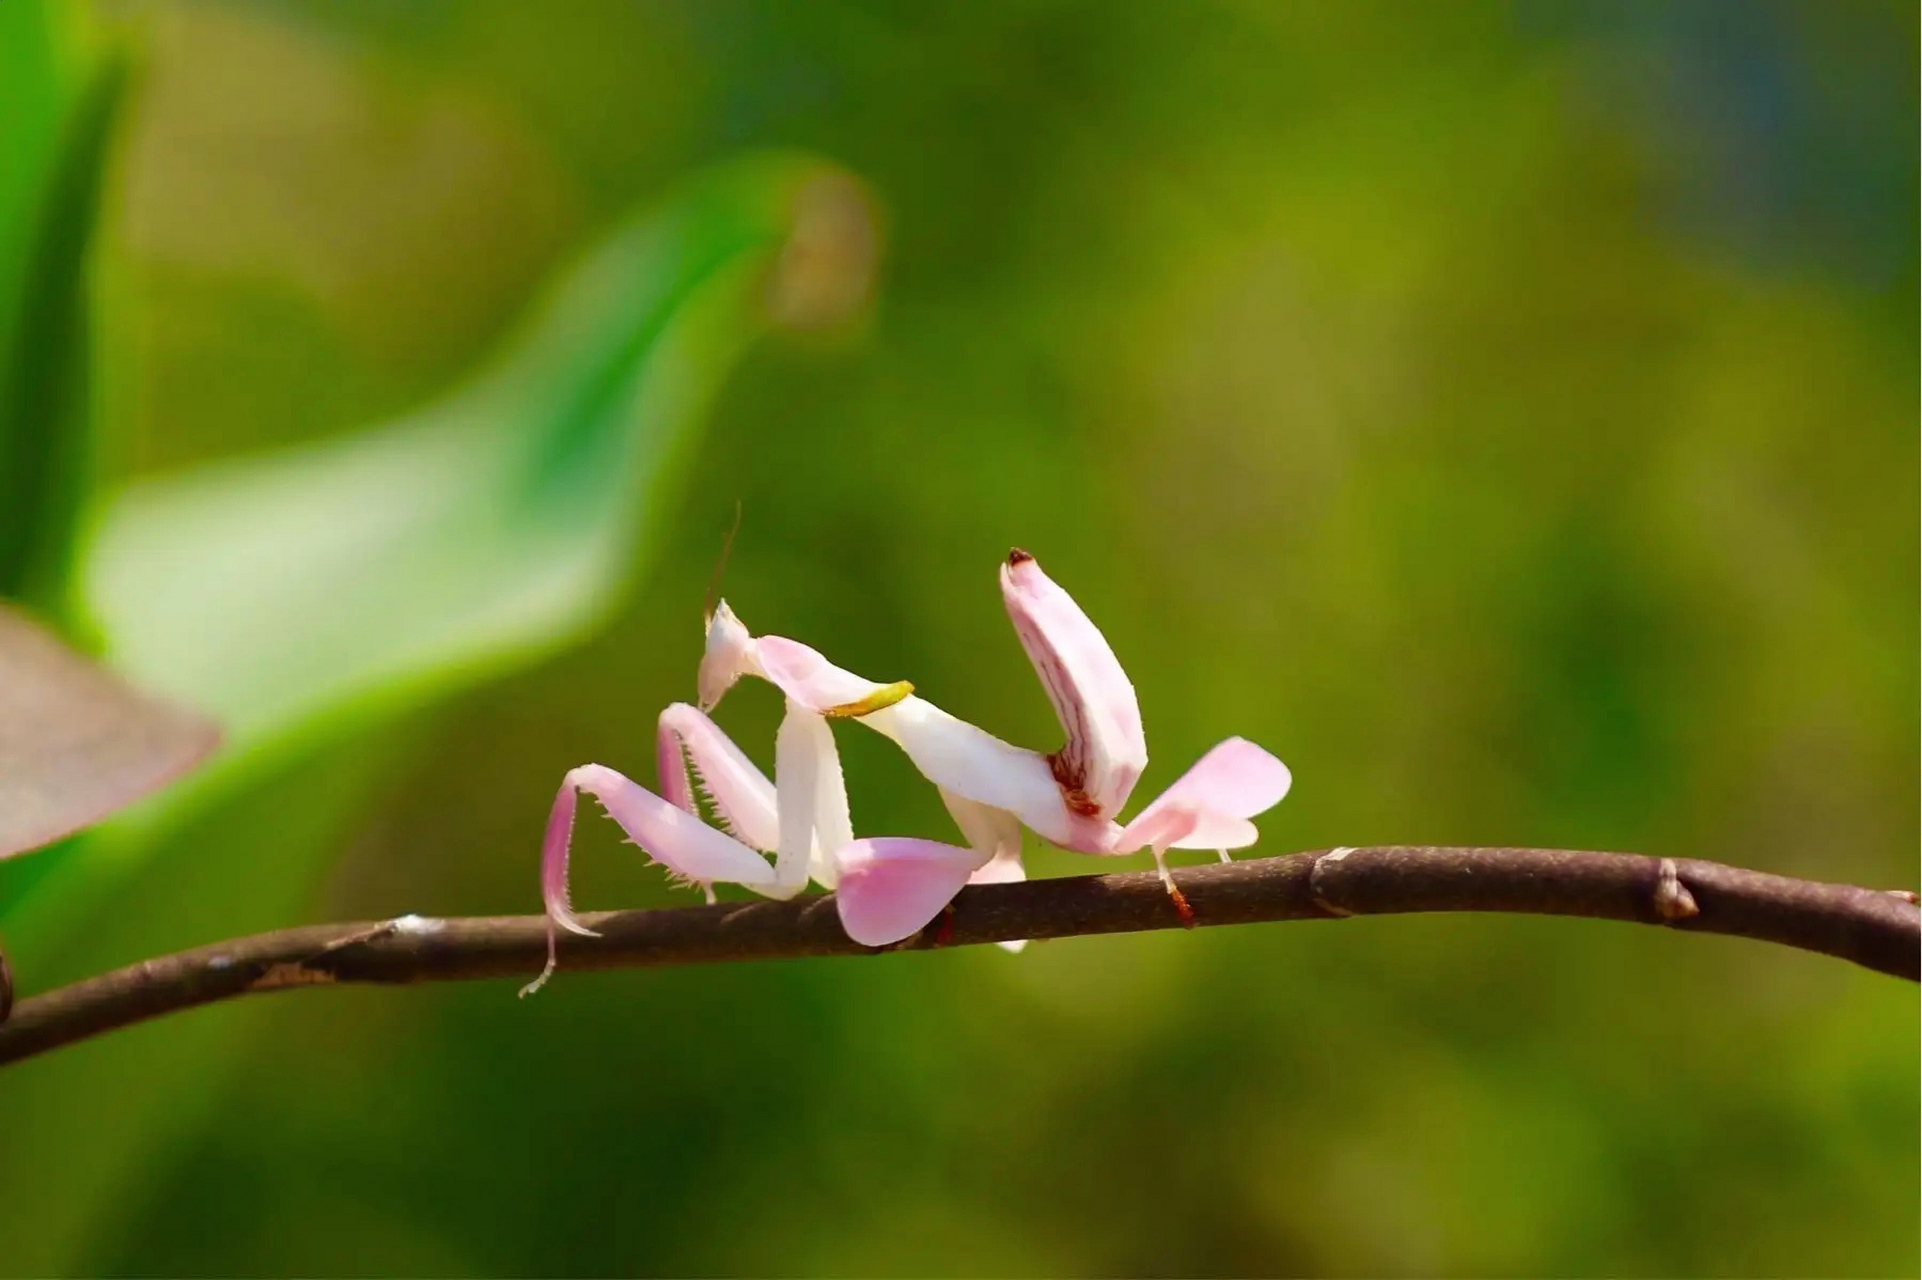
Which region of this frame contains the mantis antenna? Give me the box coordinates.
[702,499,744,627]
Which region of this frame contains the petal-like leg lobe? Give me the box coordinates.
[834,837,986,947]
[1116,738,1289,854]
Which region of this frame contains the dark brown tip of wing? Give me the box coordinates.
[1007,548,1034,566]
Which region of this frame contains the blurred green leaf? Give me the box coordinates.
[0,152,875,1273]
[82,153,872,748]
[0,4,122,622]
[0,0,72,355]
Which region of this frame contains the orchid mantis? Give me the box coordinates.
[528,549,1290,994]
[699,550,1292,923]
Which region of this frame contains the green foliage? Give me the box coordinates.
[0,0,73,389]
[0,1,120,619]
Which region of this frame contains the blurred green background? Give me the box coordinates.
[1,0,1916,1275]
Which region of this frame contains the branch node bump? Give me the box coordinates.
[390,913,445,935]
[251,962,339,991]
[317,919,406,957]
[1653,858,1700,922]
[1309,847,1357,917]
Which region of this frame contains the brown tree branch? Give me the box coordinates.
[1,846,1915,1067]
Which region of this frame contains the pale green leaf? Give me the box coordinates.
[81,154,874,748]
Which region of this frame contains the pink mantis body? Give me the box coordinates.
[698,550,1292,921]
[529,549,1290,993]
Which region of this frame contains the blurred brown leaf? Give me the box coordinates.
[0,604,218,858]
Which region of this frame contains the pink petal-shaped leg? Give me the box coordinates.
[1113,738,1291,926]
[522,763,780,996]
[1115,738,1290,855]
[834,837,988,947]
